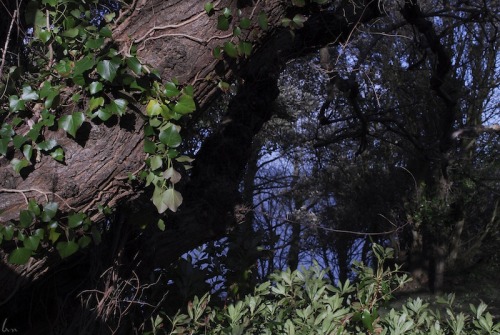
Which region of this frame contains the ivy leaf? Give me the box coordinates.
[238,41,253,57]
[159,127,182,147]
[213,46,223,59]
[223,42,238,58]
[9,95,25,112]
[163,167,182,184]
[240,17,251,29]
[258,12,269,30]
[58,112,85,137]
[146,99,162,116]
[11,158,30,173]
[89,96,105,111]
[217,15,230,31]
[62,27,79,38]
[19,210,34,228]
[144,138,157,154]
[204,2,215,15]
[22,144,33,160]
[50,148,65,162]
[8,248,32,265]
[28,199,41,216]
[38,139,58,151]
[152,187,183,213]
[88,81,103,95]
[157,218,165,231]
[96,59,121,82]
[0,138,9,155]
[39,29,51,43]
[126,56,142,74]
[23,236,41,251]
[108,99,127,116]
[85,37,104,50]
[292,14,307,28]
[68,212,86,228]
[173,95,196,115]
[78,235,92,248]
[73,55,96,76]
[164,82,181,98]
[292,0,306,6]
[49,228,61,244]
[41,202,58,222]
[21,86,39,101]
[56,241,79,259]
[94,108,112,121]
[149,155,163,171]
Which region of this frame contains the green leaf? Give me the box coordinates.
[146,99,162,116]
[149,155,163,170]
[159,127,182,147]
[28,199,41,216]
[152,187,183,213]
[39,29,51,43]
[292,14,307,28]
[11,158,30,173]
[56,241,79,258]
[238,41,253,57]
[94,109,112,121]
[41,202,58,222]
[58,112,85,137]
[240,17,251,29]
[68,212,86,228]
[21,86,39,101]
[89,96,105,111]
[96,59,121,82]
[108,99,127,116]
[99,26,112,38]
[22,144,33,160]
[144,138,157,154]
[19,210,34,228]
[2,225,14,240]
[62,27,79,38]
[292,0,306,6]
[78,235,92,248]
[9,95,25,112]
[204,2,215,15]
[38,139,58,151]
[48,228,61,244]
[89,81,103,94]
[85,37,104,50]
[223,42,238,58]
[213,46,222,59]
[217,15,230,31]
[12,134,27,149]
[173,95,196,115]
[8,248,32,265]
[50,148,65,162]
[23,236,41,251]
[165,82,181,98]
[0,137,9,155]
[73,56,96,76]
[223,7,232,18]
[258,12,269,30]
[126,57,142,74]
[233,26,242,37]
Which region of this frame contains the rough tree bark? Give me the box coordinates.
[0,0,382,332]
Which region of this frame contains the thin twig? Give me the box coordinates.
[0,9,17,77]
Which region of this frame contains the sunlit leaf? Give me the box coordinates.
[173,95,196,115]
[152,187,183,213]
[96,59,121,82]
[21,86,39,101]
[159,127,182,147]
[9,95,25,112]
[146,99,162,116]
[58,112,85,137]
[11,158,30,173]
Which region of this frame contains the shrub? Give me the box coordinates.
[147,245,500,334]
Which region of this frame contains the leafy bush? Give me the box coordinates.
[147,245,500,334]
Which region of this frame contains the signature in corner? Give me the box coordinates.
[1,319,18,333]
